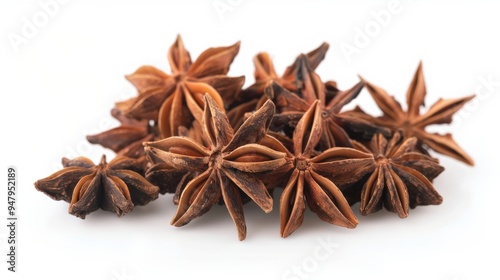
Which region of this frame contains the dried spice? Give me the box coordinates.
[228,43,329,129]
[316,133,444,218]
[269,57,365,149]
[145,95,286,240]
[33,36,474,240]
[35,155,159,218]
[124,35,244,138]
[238,43,329,102]
[272,100,358,237]
[346,62,475,165]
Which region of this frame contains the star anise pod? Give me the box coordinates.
[243,42,329,99]
[123,35,245,137]
[144,95,287,240]
[228,43,329,129]
[34,155,159,219]
[349,62,475,165]
[270,55,366,149]
[87,108,157,158]
[317,132,444,218]
[273,100,359,237]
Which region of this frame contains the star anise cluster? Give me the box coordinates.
[34,35,474,240]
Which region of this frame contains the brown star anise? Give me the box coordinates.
[123,35,245,138]
[144,95,287,240]
[350,62,475,165]
[274,100,359,238]
[243,42,329,99]
[34,155,159,219]
[87,108,157,158]
[228,43,329,129]
[318,133,444,218]
[270,55,365,149]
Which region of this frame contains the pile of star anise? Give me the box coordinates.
[35,36,474,240]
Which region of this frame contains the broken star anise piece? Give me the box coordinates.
[351,62,475,165]
[273,100,359,238]
[123,35,245,138]
[144,95,287,240]
[34,155,159,219]
[87,108,157,158]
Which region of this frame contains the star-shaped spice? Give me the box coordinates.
[144,95,287,240]
[350,62,475,165]
[319,133,444,218]
[228,43,329,129]
[87,108,157,158]
[243,42,329,98]
[272,100,359,237]
[124,35,244,138]
[34,155,159,219]
[270,55,365,149]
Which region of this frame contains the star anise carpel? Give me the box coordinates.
[122,35,244,138]
[352,62,475,165]
[144,94,287,240]
[34,155,159,219]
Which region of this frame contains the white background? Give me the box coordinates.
[1,1,499,279]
